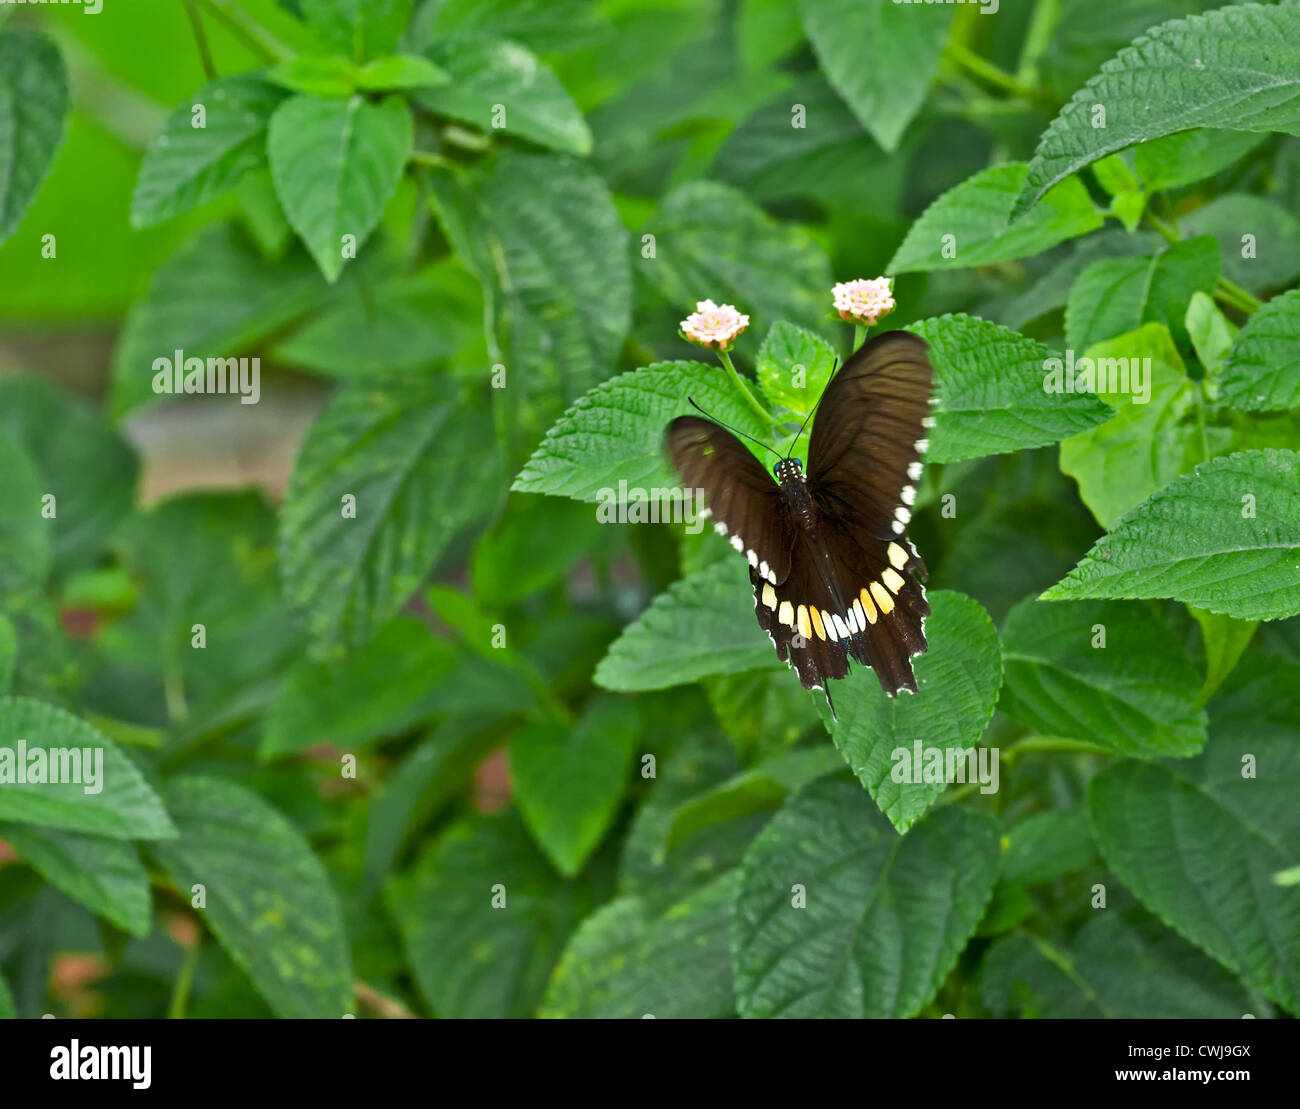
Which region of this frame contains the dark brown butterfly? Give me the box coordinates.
[666,331,934,718]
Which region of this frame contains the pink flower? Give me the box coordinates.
[680,299,750,350]
[832,277,895,326]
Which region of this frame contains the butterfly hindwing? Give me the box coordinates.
[666,416,794,585]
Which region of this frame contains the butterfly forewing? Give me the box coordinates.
[666,416,794,585]
[808,330,932,541]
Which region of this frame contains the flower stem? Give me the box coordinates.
[718,350,775,426]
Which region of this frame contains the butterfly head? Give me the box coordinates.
[773,457,805,484]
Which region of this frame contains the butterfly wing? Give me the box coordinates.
[804,330,934,696]
[666,416,795,585]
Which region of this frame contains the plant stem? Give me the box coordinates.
[410,149,451,169]
[183,0,218,80]
[1016,0,1060,87]
[943,41,1050,107]
[354,980,417,1019]
[718,349,775,426]
[197,0,294,63]
[168,936,201,1019]
[1215,275,1262,316]
[852,323,866,353]
[1196,383,1212,462]
[1000,733,1111,766]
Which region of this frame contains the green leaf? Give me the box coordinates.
[513,359,771,503]
[1218,288,1300,412]
[279,373,501,653]
[999,805,1095,884]
[889,164,1102,273]
[595,559,775,692]
[712,76,883,209]
[261,618,457,759]
[1133,128,1269,193]
[0,971,12,1019]
[0,698,175,840]
[268,94,412,282]
[1000,598,1206,758]
[822,590,1002,833]
[798,0,953,153]
[416,38,590,155]
[754,321,836,414]
[471,496,606,607]
[1058,325,1202,530]
[448,153,631,408]
[112,492,299,711]
[110,222,330,418]
[540,870,740,1018]
[412,0,599,54]
[0,435,50,594]
[0,31,68,245]
[301,0,412,60]
[1065,237,1219,353]
[0,823,151,936]
[1088,727,1300,1014]
[702,669,821,754]
[981,909,1260,1018]
[1185,290,1237,379]
[511,695,640,877]
[150,775,352,1017]
[0,615,14,692]
[907,314,1111,464]
[267,55,359,97]
[1043,449,1300,622]
[390,810,606,1017]
[360,716,501,897]
[1184,194,1300,295]
[272,275,460,376]
[1015,4,1300,218]
[732,778,999,1018]
[660,746,844,855]
[132,75,288,227]
[1189,607,1257,707]
[355,53,449,91]
[0,376,138,574]
[638,181,832,337]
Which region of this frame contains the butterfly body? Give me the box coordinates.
[667,331,935,715]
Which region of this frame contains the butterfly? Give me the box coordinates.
[666,331,935,719]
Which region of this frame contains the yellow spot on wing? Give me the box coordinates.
[778,601,794,626]
[870,581,895,615]
[797,604,811,640]
[888,542,909,569]
[859,588,878,624]
[762,583,777,610]
[810,606,826,640]
[882,567,906,594]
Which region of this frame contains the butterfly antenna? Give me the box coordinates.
[783,355,839,459]
[686,397,784,462]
